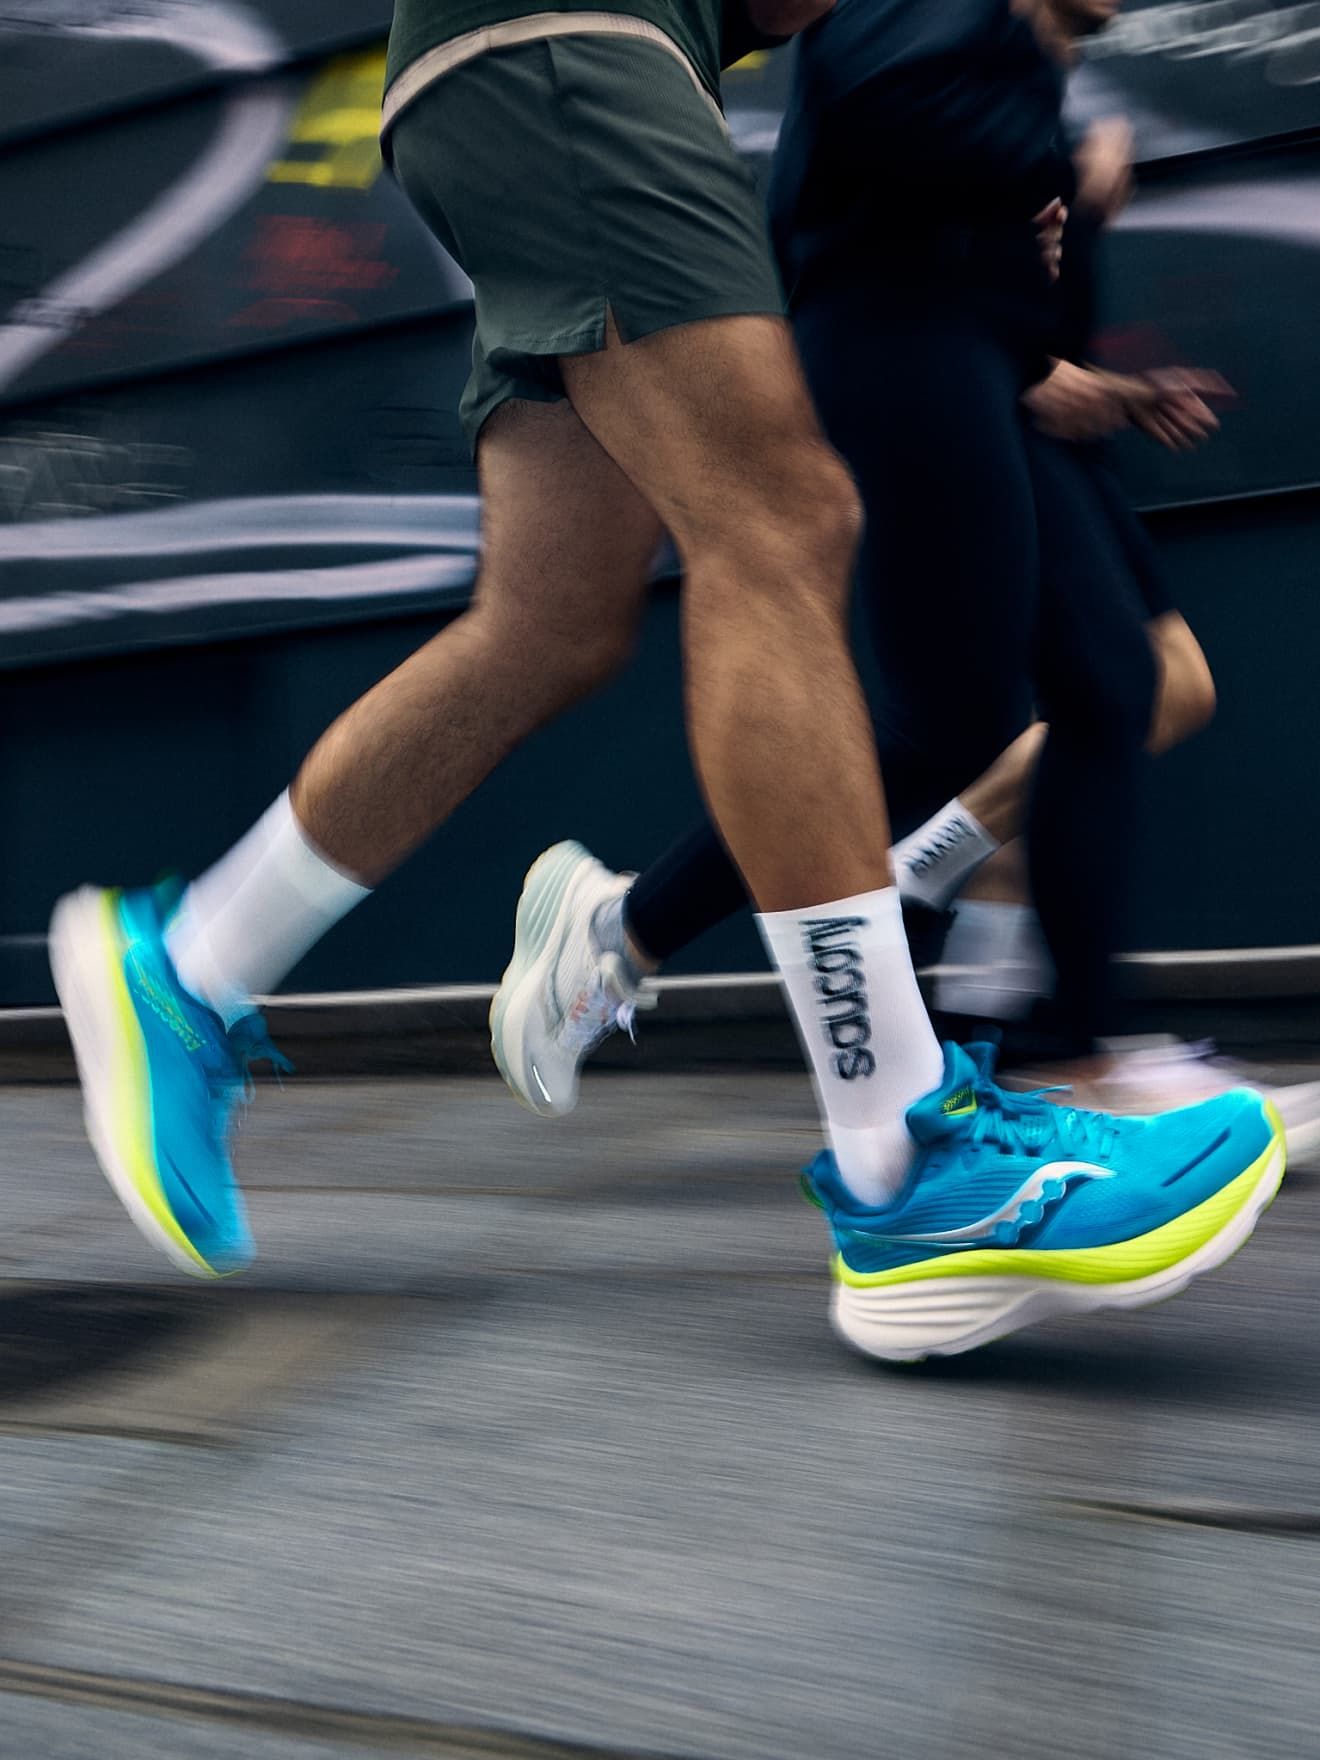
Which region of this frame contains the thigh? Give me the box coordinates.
[472,396,664,644]
[391,35,782,460]
[560,308,837,557]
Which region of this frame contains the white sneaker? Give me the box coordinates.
[1030,1038,1320,1166]
[490,841,641,1117]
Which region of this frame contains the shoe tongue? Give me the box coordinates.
[906,1042,992,1144]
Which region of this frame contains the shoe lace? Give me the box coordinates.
[224,1013,295,1104]
[560,977,640,1055]
[965,1079,1117,1163]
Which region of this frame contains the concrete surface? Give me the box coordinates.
[0,1064,1318,1760]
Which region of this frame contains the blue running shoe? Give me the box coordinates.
[49,884,289,1277]
[804,1042,1286,1361]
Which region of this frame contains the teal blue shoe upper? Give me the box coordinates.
[117,885,289,1274]
[805,1042,1275,1279]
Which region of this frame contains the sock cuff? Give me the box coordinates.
[276,794,372,909]
[950,799,994,843]
[892,799,999,912]
[902,800,997,864]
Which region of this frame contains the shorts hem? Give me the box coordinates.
[490,296,784,366]
[609,296,785,345]
[462,298,786,456]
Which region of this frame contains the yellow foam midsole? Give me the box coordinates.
[97,890,216,1277]
[834,1126,1282,1290]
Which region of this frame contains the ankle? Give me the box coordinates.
[592,895,658,981]
[623,925,661,976]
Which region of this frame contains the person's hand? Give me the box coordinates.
[744,0,836,35]
[1074,117,1135,220]
[1122,367,1234,451]
[1023,360,1130,440]
[1033,198,1067,281]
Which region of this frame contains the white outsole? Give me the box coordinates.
[49,887,213,1279]
[831,1129,1287,1363]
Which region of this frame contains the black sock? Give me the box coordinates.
[623,819,750,964]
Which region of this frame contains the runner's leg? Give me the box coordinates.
[563,313,882,908]
[560,312,942,1199]
[292,400,661,882]
[1027,431,1159,1054]
[164,399,663,1027]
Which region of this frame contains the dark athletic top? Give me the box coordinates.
[769,0,1077,351]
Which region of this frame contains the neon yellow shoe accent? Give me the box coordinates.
[833,1130,1282,1290]
[940,1086,977,1118]
[96,889,218,1279]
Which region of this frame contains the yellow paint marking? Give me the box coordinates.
[267,49,388,191]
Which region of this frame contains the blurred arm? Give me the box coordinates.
[1023,361,1132,441]
[1073,117,1134,221]
[1024,361,1232,449]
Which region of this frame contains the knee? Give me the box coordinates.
[470,599,639,705]
[693,448,862,611]
[783,452,863,594]
[788,452,864,580]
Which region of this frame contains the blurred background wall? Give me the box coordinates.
[1,0,1318,1005]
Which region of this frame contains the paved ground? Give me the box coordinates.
[1,1061,1319,1760]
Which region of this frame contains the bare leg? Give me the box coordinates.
[554,314,943,1201]
[1147,611,1216,755]
[957,839,1032,906]
[166,311,935,1208]
[958,724,1047,848]
[293,399,662,883]
[562,314,885,911]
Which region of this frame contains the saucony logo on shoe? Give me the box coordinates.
[941,1085,976,1117]
[128,953,205,1053]
[856,1161,1117,1248]
[803,916,874,1081]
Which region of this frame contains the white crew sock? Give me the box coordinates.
[165,792,370,1026]
[891,799,998,912]
[935,900,1052,1022]
[758,886,944,1207]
